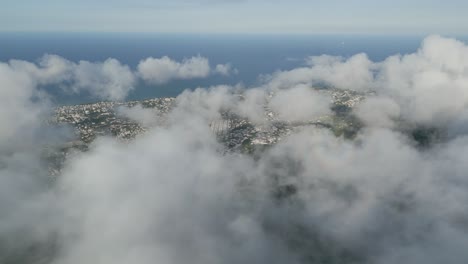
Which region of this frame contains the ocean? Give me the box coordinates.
[0,32,461,105]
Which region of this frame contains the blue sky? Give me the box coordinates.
[1,0,467,34]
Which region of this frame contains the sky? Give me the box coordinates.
[1,0,468,34]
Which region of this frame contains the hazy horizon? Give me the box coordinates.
[2,0,468,35]
[3,32,464,105]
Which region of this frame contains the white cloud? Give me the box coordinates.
[266,53,374,91]
[3,54,237,101]
[137,55,211,84]
[234,87,268,123]
[265,35,468,130]
[214,63,238,76]
[354,96,401,128]
[174,85,236,121]
[269,85,332,122]
[137,56,236,84]
[72,58,136,101]
[0,58,64,264]
[0,61,49,149]
[117,105,162,127]
[374,35,468,127]
[7,55,136,101]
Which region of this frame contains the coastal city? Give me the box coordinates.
[54,89,365,150]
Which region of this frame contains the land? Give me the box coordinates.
[46,89,366,176]
[53,89,364,149]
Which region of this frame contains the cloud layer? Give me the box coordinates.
[266,35,468,130]
[3,54,234,101]
[3,35,468,264]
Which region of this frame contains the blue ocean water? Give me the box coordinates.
[1,33,461,105]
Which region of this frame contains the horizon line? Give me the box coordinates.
[1,31,466,38]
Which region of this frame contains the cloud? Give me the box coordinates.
[0,60,50,148]
[117,105,162,127]
[174,85,236,120]
[5,54,236,101]
[53,98,468,264]
[266,53,374,91]
[374,35,468,127]
[0,57,64,264]
[354,96,401,128]
[265,35,468,130]
[137,55,211,84]
[234,87,268,123]
[137,56,236,84]
[7,54,136,101]
[214,63,238,76]
[72,58,136,101]
[268,85,332,122]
